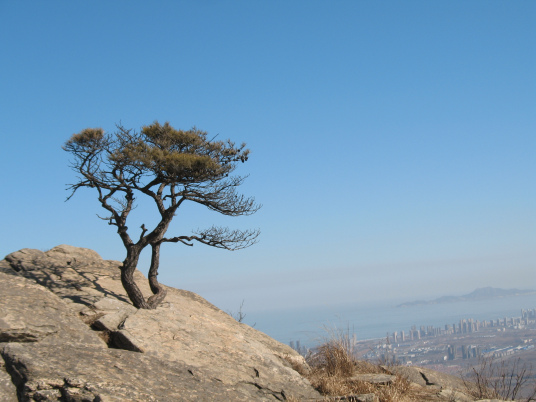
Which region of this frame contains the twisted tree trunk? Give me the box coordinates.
[147,242,167,308]
[121,245,151,309]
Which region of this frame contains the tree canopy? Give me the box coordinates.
[64,121,260,308]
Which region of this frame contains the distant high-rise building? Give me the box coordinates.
[448,345,457,360]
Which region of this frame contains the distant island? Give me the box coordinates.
[397,287,536,308]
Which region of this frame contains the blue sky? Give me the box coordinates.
[1,1,534,316]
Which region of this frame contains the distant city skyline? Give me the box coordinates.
[288,307,536,363]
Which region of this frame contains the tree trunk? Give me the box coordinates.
[121,245,151,309]
[146,242,167,308]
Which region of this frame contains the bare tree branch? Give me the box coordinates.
[162,226,260,250]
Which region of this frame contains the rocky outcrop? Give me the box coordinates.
[0,245,320,401]
[0,245,513,401]
[3,342,299,401]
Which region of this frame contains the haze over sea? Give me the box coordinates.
[250,294,536,347]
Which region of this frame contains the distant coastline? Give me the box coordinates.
[397,287,536,308]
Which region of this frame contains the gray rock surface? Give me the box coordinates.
[110,288,311,389]
[0,245,320,401]
[0,272,105,347]
[0,357,18,402]
[349,373,396,385]
[2,342,295,401]
[1,245,134,310]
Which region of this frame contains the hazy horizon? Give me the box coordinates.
[248,292,536,345]
[1,1,534,316]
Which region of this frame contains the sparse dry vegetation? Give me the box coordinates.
[286,324,536,401]
[462,355,536,401]
[302,328,435,402]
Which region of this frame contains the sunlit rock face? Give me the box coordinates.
[0,245,320,401]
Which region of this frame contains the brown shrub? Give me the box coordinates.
[303,331,428,402]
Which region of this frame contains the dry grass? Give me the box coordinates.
[302,330,431,402]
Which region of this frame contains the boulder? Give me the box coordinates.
[348,373,396,385]
[0,245,321,401]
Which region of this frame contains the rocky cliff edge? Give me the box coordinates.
[0,245,321,401]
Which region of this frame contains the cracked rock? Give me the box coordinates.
[0,246,321,401]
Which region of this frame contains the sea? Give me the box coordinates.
[248,294,536,348]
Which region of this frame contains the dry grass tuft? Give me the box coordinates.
[311,341,357,377]
[302,330,432,402]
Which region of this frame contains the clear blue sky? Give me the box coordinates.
[1,1,534,315]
